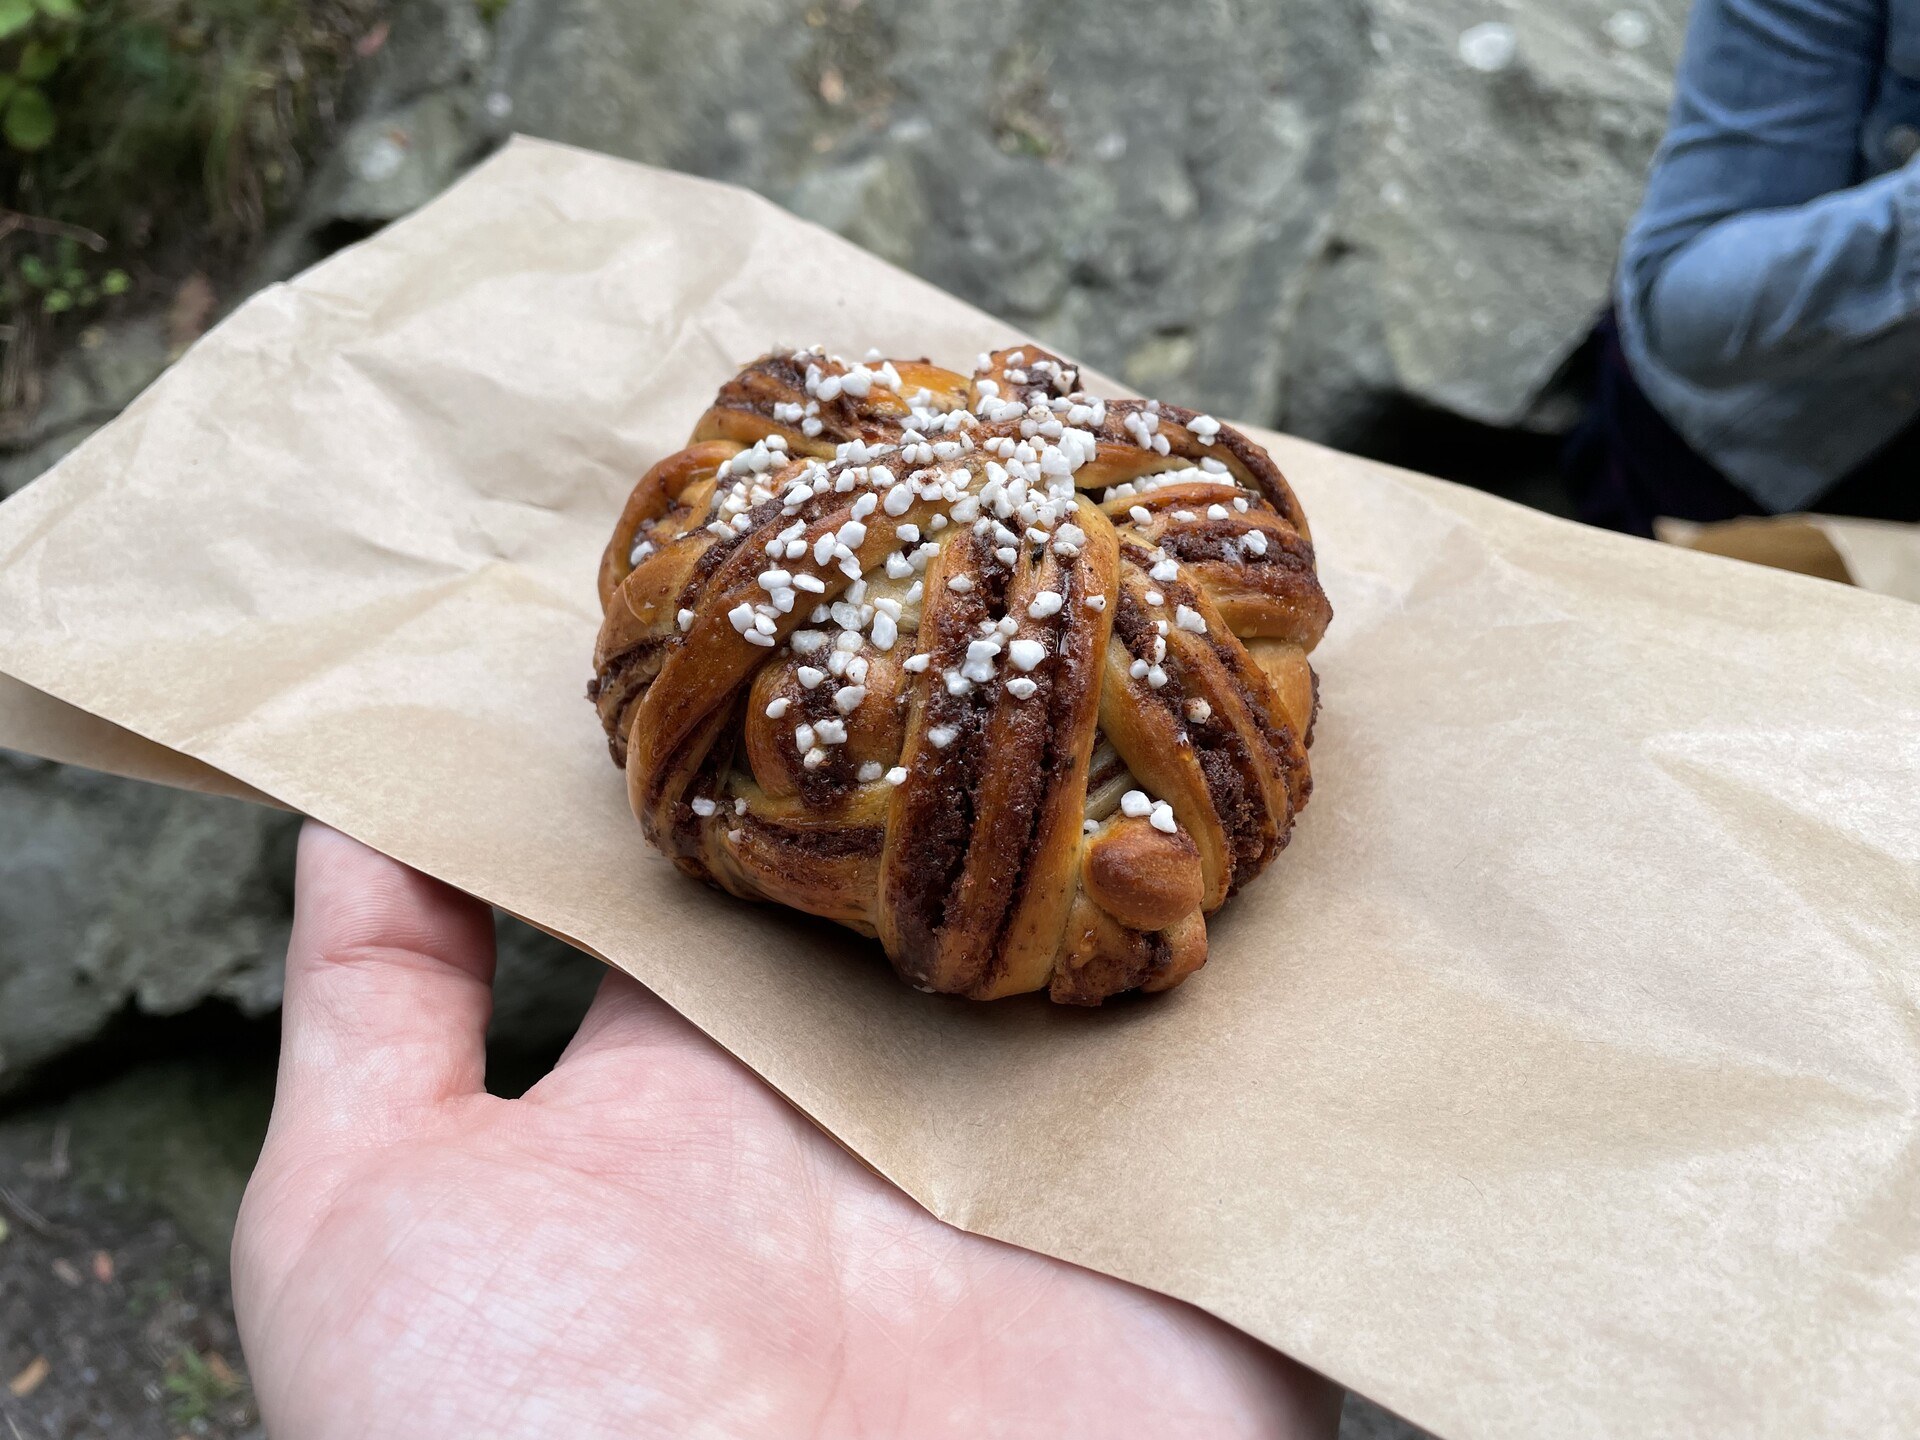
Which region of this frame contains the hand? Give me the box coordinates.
[233,823,1339,1439]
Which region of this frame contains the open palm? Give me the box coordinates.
[232,825,1336,1439]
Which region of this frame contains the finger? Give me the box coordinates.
[274,822,497,1141]
[522,969,723,1108]
[551,968,700,1068]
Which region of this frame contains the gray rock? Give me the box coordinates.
[252,0,495,284]
[0,316,171,500]
[1340,1392,1437,1440]
[488,0,1683,438]
[0,751,298,1092]
[327,88,483,225]
[58,1055,277,1260]
[490,915,608,1077]
[5,0,1682,498]
[1288,0,1684,433]
[0,747,604,1094]
[492,0,1368,425]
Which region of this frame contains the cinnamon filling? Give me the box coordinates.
[1113,584,1278,887]
[591,638,667,759]
[746,817,885,860]
[973,571,1086,986]
[887,538,1009,969]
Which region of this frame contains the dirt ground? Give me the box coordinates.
[0,1113,259,1439]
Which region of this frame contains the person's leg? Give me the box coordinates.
[1809,409,1920,522]
[1569,313,1766,537]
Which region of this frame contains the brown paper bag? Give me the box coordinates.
[3,139,1917,1439]
[1655,515,1856,587]
[1811,515,1920,604]
[1657,513,1920,603]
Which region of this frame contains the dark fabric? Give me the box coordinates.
[1565,312,1920,538]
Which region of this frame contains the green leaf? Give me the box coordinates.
[0,77,15,108]
[42,288,72,313]
[78,284,96,305]
[60,267,84,289]
[0,0,33,40]
[100,268,129,296]
[32,0,79,18]
[17,255,49,288]
[3,85,55,151]
[17,39,60,82]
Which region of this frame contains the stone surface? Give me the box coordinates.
[320,0,492,223]
[0,316,171,500]
[488,917,609,1089]
[252,0,495,284]
[1289,0,1684,441]
[58,1054,276,1261]
[490,0,1366,427]
[0,747,605,1096]
[0,752,298,1094]
[487,0,1683,440]
[1341,1392,1438,1440]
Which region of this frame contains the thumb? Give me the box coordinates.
[270,822,497,1148]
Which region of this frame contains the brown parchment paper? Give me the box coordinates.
[1655,514,1920,603]
[1811,516,1920,605]
[0,673,279,803]
[2,138,1918,1440]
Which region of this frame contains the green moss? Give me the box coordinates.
[164,1345,247,1426]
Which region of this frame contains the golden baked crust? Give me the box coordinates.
[590,345,1331,1003]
